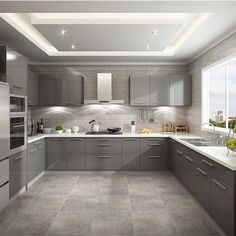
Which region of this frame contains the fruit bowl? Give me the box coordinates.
[226,138,236,152]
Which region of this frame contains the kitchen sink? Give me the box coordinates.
[180,138,220,146]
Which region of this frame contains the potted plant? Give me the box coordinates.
[226,120,236,155]
[55,125,64,134]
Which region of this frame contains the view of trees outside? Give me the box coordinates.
[208,60,236,129]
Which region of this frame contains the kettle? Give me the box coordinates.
[89,120,101,133]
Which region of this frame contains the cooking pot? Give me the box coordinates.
[89,120,101,133]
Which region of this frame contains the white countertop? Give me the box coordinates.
[28,132,236,171]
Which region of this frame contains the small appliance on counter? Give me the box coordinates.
[72,126,79,133]
[89,120,101,133]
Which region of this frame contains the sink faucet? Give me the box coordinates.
[201,122,216,144]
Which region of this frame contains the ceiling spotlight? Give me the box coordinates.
[71,44,76,50]
[152,30,158,36]
[146,44,150,50]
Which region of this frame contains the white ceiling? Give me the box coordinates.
[0,1,235,64]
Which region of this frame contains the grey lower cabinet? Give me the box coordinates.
[122,138,140,170]
[170,138,235,236]
[9,150,27,197]
[27,140,45,183]
[45,138,85,170]
[140,138,168,170]
[85,138,122,170]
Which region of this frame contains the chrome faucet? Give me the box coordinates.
[201,123,216,144]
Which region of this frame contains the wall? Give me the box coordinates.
[187,32,236,135]
[29,65,188,133]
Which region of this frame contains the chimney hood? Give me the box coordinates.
[84,73,124,104]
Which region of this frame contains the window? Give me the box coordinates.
[202,56,236,132]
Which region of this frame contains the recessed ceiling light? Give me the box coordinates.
[60,29,66,36]
[152,30,158,36]
[146,44,150,50]
[71,44,76,50]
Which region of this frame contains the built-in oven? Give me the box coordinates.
[10,116,27,155]
[10,94,27,114]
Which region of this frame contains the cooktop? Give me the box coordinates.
[86,131,123,135]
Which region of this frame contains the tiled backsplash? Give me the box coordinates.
[29,105,188,133]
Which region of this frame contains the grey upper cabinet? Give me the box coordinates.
[6,48,27,96]
[169,73,192,106]
[130,74,150,106]
[39,76,61,105]
[150,73,169,106]
[28,70,39,105]
[61,76,83,105]
[27,140,45,183]
[122,138,140,170]
[67,139,85,170]
[9,150,26,197]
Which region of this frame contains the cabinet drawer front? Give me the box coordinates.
[141,154,167,170]
[0,183,9,212]
[141,138,166,154]
[86,154,122,170]
[86,138,122,143]
[86,142,122,154]
[0,159,9,186]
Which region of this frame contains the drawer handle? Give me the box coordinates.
[133,102,147,105]
[212,179,227,191]
[148,144,161,146]
[125,139,137,141]
[202,159,214,167]
[13,85,23,90]
[97,144,110,146]
[14,155,24,161]
[148,155,161,159]
[170,140,175,143]
[185,156,193,163]
[177,150,183,155]
[96,155,111,159]
[98,140,110,142]
[196,168,207,176]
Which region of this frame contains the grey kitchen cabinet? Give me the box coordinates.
[67,139,85,170]
[39,76,61,105]
[9,150,26,197]
[122,138,140,170]
[150,73,169,106]
[27,140,45,183]
[85,138,122,170]
[130,74,150,106]
[169,73,192,106]
[140,138,168,170]
[169,139,176,171]
[61,76,84,105]
[28,70,39,105]
[6,48,27,96]
[45,138,66,170]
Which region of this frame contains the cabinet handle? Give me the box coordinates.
[212,179,227,191]
[133,102,147,105]
[125,139,137,141]
[202,159,214,167]
[177,150,183,155]
[185,155,193,163]
[14,155,24,161]
[196,168,207,176]
[96,155,111,159]
[170,140,175,143]
[148,144,161,146]
[13,85,23,90]
[148,155,161,159]
[98,140,110,142]
[97,144,110,146]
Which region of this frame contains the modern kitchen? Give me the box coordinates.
[0,1,236,236]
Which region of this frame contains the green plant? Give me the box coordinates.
[55,125,63,131]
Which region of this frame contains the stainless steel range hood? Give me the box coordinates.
[84,73,124,104]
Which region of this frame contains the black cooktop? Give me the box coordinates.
[86,131,123,135]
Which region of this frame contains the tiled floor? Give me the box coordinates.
[0,172,224,236]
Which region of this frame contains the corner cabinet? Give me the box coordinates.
[129,73,191,107]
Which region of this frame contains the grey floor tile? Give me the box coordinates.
[99,184,129,196]
[39,184,73,196]
[102,175,128,186]
[71,183,101,196]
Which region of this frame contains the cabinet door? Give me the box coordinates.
[28,70,39,105]
[7,50,27,96]
[169,139,176,171]
[67,139,85,170]
[130,74,150,106]
[210,178,234,236]
[122,138,140,170]
[173,143,186,181]
[45,139,66,170]
[150,73,169,106]
[39,76,61,105]
[9,150,26,197]
[61,76,83,105]
[169,74,192,106]
[140,138,168,170]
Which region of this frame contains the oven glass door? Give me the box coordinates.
[10,96,26,113]
[10,117,25,150]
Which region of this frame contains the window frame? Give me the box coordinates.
[201,54,236,135]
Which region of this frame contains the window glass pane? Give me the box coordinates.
[228,61,236,129]
[208,65,227,128]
